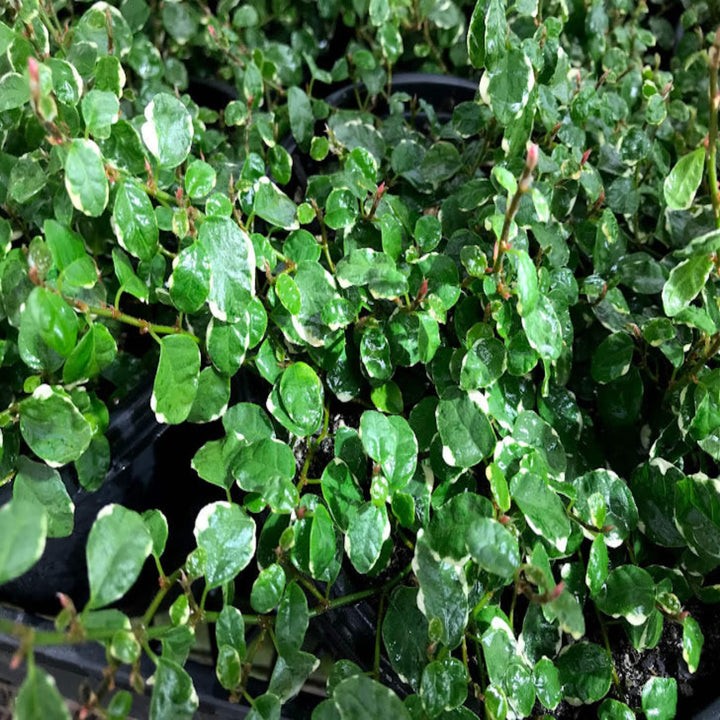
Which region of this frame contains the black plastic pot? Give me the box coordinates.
[0,606,317,719]
[283,72,479,195]
[0,386,242,617]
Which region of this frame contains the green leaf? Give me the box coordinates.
[595,565,656,625]
[598,699,634,720]
[276,582,309,655]
[533,657,561,710]
[64,139,109,217]
[510,471,570,553]
[674,475,720,559]
[186,367,230,424]
[664,148,705,210]
[488,49,534,125]
[288,86,313,152]
[185,159,216,199]
[436,389,495,467]
[628,460,685,548]
[662,254,713,317]
[112,248,148,302]
[382,586,429,691]
[466,0,486,67]
[14,663,71,720]
[9,155,47,204]
[321,460,363,532]
[141,93,193,168]
[198,216,256,322]
[20,384,92,466]
[336,249,407,298]
[325,189,358,230]
[112,179,158,261]
[13,456,73,538]
[231,438,296,509]
[521,301,563,360]
[465,517,520,577]
[110,628,141,664]
[216,605,246,659]
[169,242,211,314]
[254,177,299,230]
[63,323,117,383]
[251,563,286,613]
[81,89,119,138]
[206,316,250,376]
[421,142,462,185]
[571,469,638,547]
[86,504,152,609]
[269,649,320,703]
[556,642,612,704]
[142,509,168,558]
[413,532,468,649]
[484,0,507,71]
[151,334,200,425]
[420,658,467,718]
[75,436,111,492]
[19,286,78,371]
[216,645,241,690]
[641,677,677,720]
[345,502,390,574]
[194,501,255,588]
[0,71,30,111]
[425,494,493,561]
[246,694,282,720]
[310,503,336,579]
[359,411,418,490]
[268,362,324,437]
[44,220,97,288]
[0,498,47,585]
[682,616,704,674]
[460,337,507,389]
[591,332,634,383]
[149,658,199,720]
[276,273,302,315]
[504,662,536,717]
[333,675,410,720]
[512,249,539,315]
[586,534,609,596]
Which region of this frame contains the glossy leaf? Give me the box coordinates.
[112,179,158,261]
[641,677,677,720]
[198,216,256,322]
[14,664,71,720]
[0,498,47,585]
[64,139,108,217]
[194,502,255,588]
[556,642,612,704]
[664,148,704,210]
[20,385,92,466]
[141,93,193,168]
[151,335,200,425]
[662,254,713,317]
[86,504,152,609]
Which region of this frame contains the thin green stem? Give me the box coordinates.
[72,298,200,343]
[142,570,181,626]
[297,404,330,490]
[311,199,335,273]
[594,605,622,693]
[492,146,538,283]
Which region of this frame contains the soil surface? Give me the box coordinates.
[533,598,720,718]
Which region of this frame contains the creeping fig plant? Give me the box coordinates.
[1,0,720,718]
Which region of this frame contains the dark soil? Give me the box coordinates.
[534,598,720,718]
